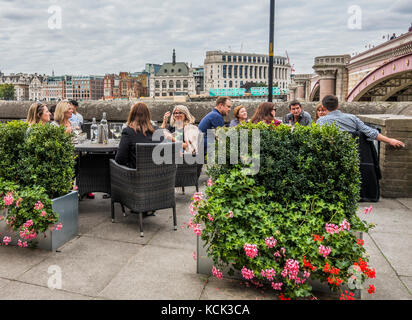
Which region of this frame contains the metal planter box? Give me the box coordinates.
[0,191,78,251]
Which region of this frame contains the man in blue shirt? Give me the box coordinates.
[198,96,232,151]
[317,95,405,148]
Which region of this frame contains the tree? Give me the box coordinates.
[0,84,15,100]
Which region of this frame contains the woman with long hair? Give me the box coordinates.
[161,105,199,154]
[115,102,163,168]
[250,102,281,125]
[314,103,327,122]
[52,101,73,133]
[26,102,51,125]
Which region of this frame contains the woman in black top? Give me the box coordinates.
[115,102,163,168]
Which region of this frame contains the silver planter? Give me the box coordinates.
[0,191,78,251]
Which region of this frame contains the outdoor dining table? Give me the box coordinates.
[74,140,120,198]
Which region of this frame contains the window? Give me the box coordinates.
[233,56,237,62]
[228,56,232,62]
[222,55,226,62]
[248,56,251,63]
[176,80,181,88]
[183,80,188,88]
[223,65,227,78]
[258,57,261,63]
[239,66,243,79]
[229,80,233,88]
[253,57,256,63]
[169,80,174,88]
[162,80,167,89]
[228,65,232,78]
[234,65,238,78]
[238,56,242,62]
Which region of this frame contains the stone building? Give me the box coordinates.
[42,76,66,101]
[29,74,46,101]
[0,72,33,101]
[149,50,197,97]
[103,72,148,100]
[65,75,104,101]
[203,50,291,92]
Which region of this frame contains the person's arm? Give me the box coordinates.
[161,111,171,129]
[115,128,131,165]
[376,134,405,148]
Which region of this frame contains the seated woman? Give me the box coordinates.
[51,101,73,133]
[26,102,51,125]
[229,105,248,127]
[314,103,327,122]
[115,102,163,169]
[161,105,200,154]
[250,102,281,125]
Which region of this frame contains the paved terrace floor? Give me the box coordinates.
[0,173,411,300]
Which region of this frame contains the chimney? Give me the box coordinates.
[172,49,176,65]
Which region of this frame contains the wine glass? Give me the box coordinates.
[70,120,82,143]
[110,123,122,141]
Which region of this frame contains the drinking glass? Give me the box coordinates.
[110,123,122,141]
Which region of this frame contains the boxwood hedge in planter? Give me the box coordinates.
[189,122,376,299]
[0,122,77,249]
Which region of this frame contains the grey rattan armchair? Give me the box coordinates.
[109,142,179,237]
[175,155,203,193]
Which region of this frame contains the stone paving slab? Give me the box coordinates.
[17,236,143,297]
[361,233,412,300]
[397,198,412,210]
[0,281,91,300]
[0,278,12,290]
[97,244,205,300]
[0,245,52,280]
[368,232,412,278]
[399,276,412,294]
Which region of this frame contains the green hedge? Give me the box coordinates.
[193,122,374,299]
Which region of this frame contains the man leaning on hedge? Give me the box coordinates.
[316,95,405,148]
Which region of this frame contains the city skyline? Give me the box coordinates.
[0,0,411,76]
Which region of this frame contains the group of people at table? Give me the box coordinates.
[26,95,405,175]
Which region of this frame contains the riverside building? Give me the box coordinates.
[204,50,291,92]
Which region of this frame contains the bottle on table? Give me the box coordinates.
[90,118,98,144]
[100,112,109,144]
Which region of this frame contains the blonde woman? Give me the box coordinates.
[161,105,200,154]
[26,102,51,125]
[52,101,73,133]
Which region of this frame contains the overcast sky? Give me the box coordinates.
[0,0,411,76]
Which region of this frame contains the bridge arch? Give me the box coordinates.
[347,54,412,102]
[309,80,320,102]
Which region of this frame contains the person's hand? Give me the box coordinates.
[163,111,171,122]
[388,138,405,148]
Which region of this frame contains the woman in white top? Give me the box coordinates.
[161,105,200,154]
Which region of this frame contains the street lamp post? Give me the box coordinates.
[268,0,275,102]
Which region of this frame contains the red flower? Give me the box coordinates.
[365,268,376,279]
[323,262,331,273]
[340,290,356,300]
[357,239,365,246]
[313,234,324,242]
[330,267,340,275]
[279,293,291,300]
[327,277,334,284]
[335,278,344,286]
[368,285,375,294]
[303,256,317,271]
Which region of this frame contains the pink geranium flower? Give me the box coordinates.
[34,201,44,210]
[2,236,11,245]
[3,193,14,206]
[244,244,258,259]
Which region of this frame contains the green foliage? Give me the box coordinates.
[19,123,76,199]
[0,121,28,181]
[208,122,361,220]
[194,122,374,299]
[0,84,15,100]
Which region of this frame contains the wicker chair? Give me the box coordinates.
[109,142,179,237]
[175,154,203,193]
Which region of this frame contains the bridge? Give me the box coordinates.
[289,31,412,103]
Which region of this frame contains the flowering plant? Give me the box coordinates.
[188,123,376,299]
[1,180,60,248]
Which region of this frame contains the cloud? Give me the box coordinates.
[0,0,410,76]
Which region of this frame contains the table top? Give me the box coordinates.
[74,140,119,152]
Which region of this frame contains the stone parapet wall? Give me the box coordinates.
[358,115,412,198]
[1,100,412,123]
